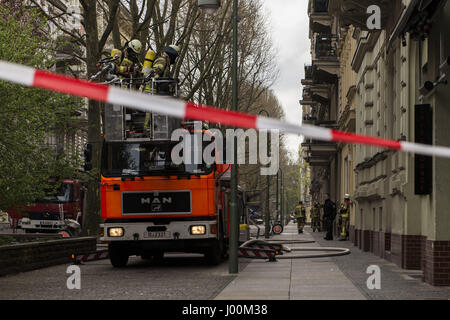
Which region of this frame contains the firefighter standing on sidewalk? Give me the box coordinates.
[310,202,321,232]
[295,201,306,234]
[339,194,351,241]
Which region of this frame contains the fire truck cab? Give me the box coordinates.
[9,179,85,234]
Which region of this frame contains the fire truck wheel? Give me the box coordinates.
[205,241,223,266]
[141,253,152,260]
[109,244,129,268]
[152,251,164,263]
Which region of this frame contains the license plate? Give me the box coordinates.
[143,231,171,239]
[40,221,54,225]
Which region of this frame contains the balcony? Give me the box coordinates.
[312,34,339,83]
[309,0,332,34]
[309,84,330,105]
[312,0,329,13]
[315,34,338,59]
[303,115,317,125]
[316,120,338,129]
[301,65,313,86]
[302,138,337,167]
[300,87,315,106]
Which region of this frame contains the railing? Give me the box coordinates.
[304,64,313,79]
[313,0,329,13]
[315,34,339,59]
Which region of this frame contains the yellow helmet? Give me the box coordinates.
[128,39,142,54]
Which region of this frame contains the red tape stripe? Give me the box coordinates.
[331,130,402,150]
[185,103,257,129]
[33,70,109,102]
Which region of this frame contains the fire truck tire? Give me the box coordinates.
[152,251,164,262]
[205,240,223,265]
[109,244,129,268]
[141,253,152,260]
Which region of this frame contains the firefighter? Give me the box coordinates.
[112,39,143,80]
[339,194,351,241]
[295,201,306,234]
[150,45,180,79]
[310,202,321,232]
[142,45,180,129]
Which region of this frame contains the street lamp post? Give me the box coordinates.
[258,109,271,239]
[276,168,279,220]
[229,0,239,275]
[278,167,284,227]
[198,0,239,274]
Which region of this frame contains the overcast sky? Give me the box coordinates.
[261,0,311,162]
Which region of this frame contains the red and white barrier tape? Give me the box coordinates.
[73,250,109,264]
[239,248,276,259]
[1,61,450,158]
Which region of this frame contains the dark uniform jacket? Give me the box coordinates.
[323,199,336,220]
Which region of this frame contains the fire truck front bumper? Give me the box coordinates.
[100,220,218,243]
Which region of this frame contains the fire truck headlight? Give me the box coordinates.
[190,225,206,235]
[108,227,124,237]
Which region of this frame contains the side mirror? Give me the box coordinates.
[84,143,92,171]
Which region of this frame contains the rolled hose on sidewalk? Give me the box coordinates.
[275,246,350,259]
[240,239,350,260]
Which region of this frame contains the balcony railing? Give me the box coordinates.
[315,34,338,59]
[304,64,313,79]
[313,0,329,13]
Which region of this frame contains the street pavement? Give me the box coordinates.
[1,222,449,300]
[0,253,249,300]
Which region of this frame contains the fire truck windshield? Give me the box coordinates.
[102,142,214,177]
[38,183,73,203]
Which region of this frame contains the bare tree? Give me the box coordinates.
[33,0,283,236]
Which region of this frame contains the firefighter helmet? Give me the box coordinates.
[164,45,180,64]
[128,39,143,54]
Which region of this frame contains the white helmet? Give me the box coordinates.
[128,39,142,54]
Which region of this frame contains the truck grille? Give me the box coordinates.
[29,212,61,220]
[122,191,192,215]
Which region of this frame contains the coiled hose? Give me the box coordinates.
[240,239,350,260]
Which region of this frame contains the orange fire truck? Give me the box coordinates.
[94,75,245,267]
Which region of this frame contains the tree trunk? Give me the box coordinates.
[82,0,102,236]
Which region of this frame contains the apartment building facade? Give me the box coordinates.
[301,0,450,286]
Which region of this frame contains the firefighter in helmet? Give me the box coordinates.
[111,39,144,79]
[142,45,180,129]
[339,194,351,241]
[153,45,180,78]
[295,201,306,234]
[310,202,321,232]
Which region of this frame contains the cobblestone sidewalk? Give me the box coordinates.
[309,227,450,300]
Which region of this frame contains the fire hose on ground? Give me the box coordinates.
[239,239,350,261]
